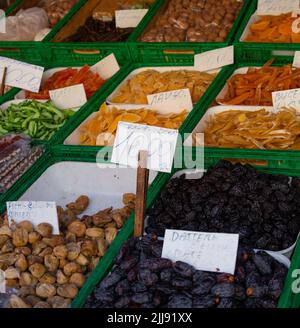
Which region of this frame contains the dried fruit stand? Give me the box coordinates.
[0,0,300,311]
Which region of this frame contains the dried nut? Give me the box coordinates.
[123,193,136,206]
[63,262,80,276]
[0,253,16,269]
[67,195,89,214]
[5,267,20,279]
[105,227,118,245]
[75,253,89,266]
[47,296,71,308]
[39,247,53,257]
[39,272,56,284]
[27,255,43,266]
[36,283,56,299]
[57,270,69,285]
[43,236,64,248]
[29,263,46,279]
[32,241,47,255]
[66,243,81,261]
[10,295,31,308]
[53,245,68,259]
[25,295,42,307]
[111,211,124,228]
[15,254,28,272]
[20,272,34,286]
[57,284,78,299]
[59,258,68,269]
[65,232,76,243]
[34,301,52,308]
[96,238,108,257]
[15,246,31,256]
[6,279,19,288]
[69,273,85,288]
[1,239,14,253]
[0,235,9,248]
[35,223,53,238]
[85,227,105,239]
[81,239,96,257]
[44,255,59,272]
[12,228,28,247]
[28,231,41,244]
[19,286,36,297]
[17,220,34,233]
[67,221,86,238]
[0,225,12,237]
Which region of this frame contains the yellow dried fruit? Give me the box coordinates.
[92,208,112,227]
[39,272,56,284]
[17,220,34,233]
[15,254,28,272]
[15,246,31,256]
[75,253,89,266]
[10,295,31,308]
[96,238,108,257]
[27,255,43,266]
[28,231,41,244]
[39,247,53,257]
[57,270,69,285]
[0,253,16,269]
[25,295,42,307]
[0,235,9,248]
[1,239,14,253]
[43,236,64,248]
[105,227,118,245]
[57,284,78,299]
[47,296,71,308]
[12,228,28,247]
[66,243,81,261]
[35,223,53,238]
[19,272,34,286]
[123,193,136,206]
[36,283,56,298]
[6,279,19,288]
[19,286,35,297]
[59,258,68,270]
[111,211,124,229]
[85,227,105,239]
[53,245,68,259]
[65,232,76,243]
[32,240,47,255]
[69,273,85,288]
[44,254,59,272]
[63,262,80,276]
[5,267,20,279]
[67,221,86,238]
[67,196,89,215]
[34,301,51,308]
[29,263,46,279]
[0,225,12,237]
[81,239,96,257]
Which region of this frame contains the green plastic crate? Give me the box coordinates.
[128,0,251,63]
[234,0,300,62]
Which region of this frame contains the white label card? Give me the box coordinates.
[115,9,148,28]
[0,56,44,92]
[293,51,300,67]
[194,46,234,72]
[111,122,178,173]
[162,230,239,275]
[272,88,300,110]
[147,88,193,114]
[49,84,87,109]
[90,53,120,80]
[7,201,60,235]
[257,0,300,15]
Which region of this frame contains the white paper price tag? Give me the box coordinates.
[90,53,120,80]
[0,56,44,92]
[147,88,193,114]
[162,229,239,274]
[115,9,148,28]
[49,84,87,109]
[194,46,234,72]
[293,51,300,67]
[257,0,299,15]
[111,122,178,173]
[7,201,60,235]
[272,88,300,110]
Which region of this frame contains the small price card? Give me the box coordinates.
[115,9,148,28]
[49,84,87,109]
[272,88,300,110]
[91,53,120,80]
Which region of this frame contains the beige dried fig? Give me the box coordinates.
[34,301,51,308]
[47,296,70,308]
[57,284,78,299]
[105,222,117,228]
[75,253,89,266]
[10,295,30,308]
[111,211,124,228]
[65,232,76,243]
[43,235,64,248]
[1,239,14,253]
[27,255,43,266]
[85,227,105,239]
[96,238,108,257]
[63,262,80,276]
[35,223,53,238]
[15,246,31,256]
[39,247,53,257]
[29,263,46,279]
[66,243,81,261]
[36,283,56,298]
[19,286,35,297]
[32,241,47,255]
[67,195,89,215]
[28,231,41,244]
[17,220,33,233]
[81,239,96,257]
[56,270,69,285]
[67,221,86,238]
[89,257,100,271]
[5,267,20,279]
[0,253,16,269]
[15,254,28,272]
[0,225,12,237]
[6,279,19,288]
[25,295,42,307]
[105,227,118,245]
[123,193,136,207]
[20,272,34,286]
[69,273,85,288]
[39,272,56,284]
[0,235,9,248]
[44,255,59,272]
[59,258,68,269]
[53,245,68,259]
[12,228,28,247]
[92,208,112,227]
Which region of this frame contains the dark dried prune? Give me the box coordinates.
[245,272,261,288]
[216,273,235,284]
[138,269,158,286]
[168,293,192,308]
[193,295,216,308]
[246,286,268,298]
[94,288,115,303]
[160,268,173,282]
[100,269,124,289]
[234,285,246,301]
[115,279,131,297]
[217,298,239,308]
[131,292,152,304]
[140,258,172,272]
[252,253,272,275]
[120,256,139,272]
[115,296,130,308]
[211,283,235,298]
[131,282,147,293]
[174,261,195,278]
[171,278,192,289]
[268,278,283,299]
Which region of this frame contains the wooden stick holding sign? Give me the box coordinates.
[0,67,7,96]
[134,150,149,237]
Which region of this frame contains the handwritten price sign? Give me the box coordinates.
[272,88,300,110]
[257,0,299,15]
[111,122,179,173]
[49,84,87,109]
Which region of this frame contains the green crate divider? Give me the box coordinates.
[234,0,300,62]
[127,0,251,63]
[4,0,23,15]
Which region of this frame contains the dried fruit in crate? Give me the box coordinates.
[203,108,300,150]
[85,236,287,308]
[0,193,136,308]
[79,103,188,146]
[146,160,300,251]
[26,65,105,100]
[218,60,300,106]
[111,69,216,104]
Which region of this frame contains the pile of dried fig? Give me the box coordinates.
[0,193,135,308]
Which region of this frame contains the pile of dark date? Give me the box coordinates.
[85,235,287,308]
[147,160,300,251]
